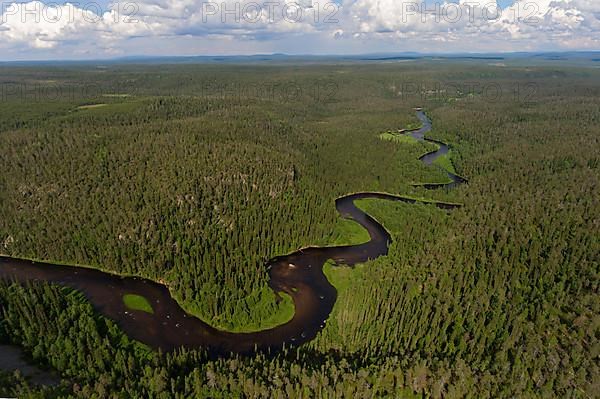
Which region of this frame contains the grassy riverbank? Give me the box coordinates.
[378,132,420,145]
[170,287,295,333]
[328,218,370,246]
[123,294,155,314]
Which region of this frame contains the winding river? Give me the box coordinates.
[0,109,466,355]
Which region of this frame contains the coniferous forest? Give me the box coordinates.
[0,62,598,397]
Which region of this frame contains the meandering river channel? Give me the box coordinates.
[0,110,465,355]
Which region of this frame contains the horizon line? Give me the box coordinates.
[1,50,599,64]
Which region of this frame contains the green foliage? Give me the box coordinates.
[123,294,154,314]
[328,218,371,246]
[0,63,599,397]
[432,151,457,174]
[0,66,436,331]
[379,132,419,145]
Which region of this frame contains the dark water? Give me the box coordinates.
[410,110,468,189]
[0,345,60,386]
[0,110,465,355]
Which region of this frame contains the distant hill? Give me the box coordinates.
[2,51,599,66]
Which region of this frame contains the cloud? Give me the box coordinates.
[0,0,598,58]
[0,1,160,50]
[336,0,600,49]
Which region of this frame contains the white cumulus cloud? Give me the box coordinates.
[0,0,598,58]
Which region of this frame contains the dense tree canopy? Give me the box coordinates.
[0,63,598,397]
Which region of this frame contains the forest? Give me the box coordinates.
[0,62,598,397]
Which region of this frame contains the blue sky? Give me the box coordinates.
[30,0,517,12]
[0,1,598,60]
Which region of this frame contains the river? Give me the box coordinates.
[0,109,465,355]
